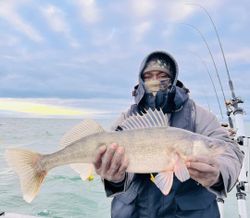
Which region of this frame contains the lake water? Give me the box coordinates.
[0,118,249,217]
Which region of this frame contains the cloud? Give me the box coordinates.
[200,0,224,11]
[133,21,152,43]
[69,49,133,65]
[0,1,43,42]
[0,0,249,120]
[0,34,20,47]
[129,0,224,22]
[225,48,250,64]
[162,2,196,22]
[130,0,155,17]
[40,4,79,48]
[74,0,100,24]
[90,28,117,47]
[41,5,69,33]
[161,24,177,39]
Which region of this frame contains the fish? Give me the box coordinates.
[5,109,224,203]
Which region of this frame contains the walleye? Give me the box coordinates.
[5,109,223,203]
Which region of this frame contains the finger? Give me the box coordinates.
[101,143,119,173]
[108,146,125,175]
[187,161,215,173]
[93,145,107,170]
[188,169,208,186]
[117,155,129,175]
[188,168,203,179]
[187,155,217,166]
[188,169,218,187]
[113,156,129,182]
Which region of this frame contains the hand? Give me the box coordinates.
[93,143,129,183]
[186,155,220,187]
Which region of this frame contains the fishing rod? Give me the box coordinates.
[186,4,249,218]
[179,23,234,127]
[192,52,224,120]
[167,23,225,120]
[178,49,224,120]
[200,60,223,118]
[187,3,237,100]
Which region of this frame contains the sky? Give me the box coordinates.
[0,0,249,121]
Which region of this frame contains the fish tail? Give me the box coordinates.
[5,148,47,203]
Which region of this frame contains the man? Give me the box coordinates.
[93,51,243,217]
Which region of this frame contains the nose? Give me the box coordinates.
[152,74,158,80]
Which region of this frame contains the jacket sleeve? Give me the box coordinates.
[104,173,135,197]
[194,104,244,198]
[103,110,135,197]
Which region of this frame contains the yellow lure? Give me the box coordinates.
[150,173,155,182]
[87,174,94,181]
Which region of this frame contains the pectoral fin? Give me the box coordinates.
[153,171,173,195]
[174,158,190,182]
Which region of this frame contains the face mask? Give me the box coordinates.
[144,79,171,96]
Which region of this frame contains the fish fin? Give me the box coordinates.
[5,148,46,203]
[174,157,190,182]
[60,119,105,148]
[120,108,168,131]
[60,120,103,176]
[70,163,95,181]
[153,171,173,195]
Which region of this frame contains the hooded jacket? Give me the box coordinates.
[132,51,189,114]
[104,51,243,218]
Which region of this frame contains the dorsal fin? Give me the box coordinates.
[60,119,105,148]
[120,108,169,131]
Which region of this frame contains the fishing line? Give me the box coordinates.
[187,3,237,100]
[177,22,234,126]
[176,49,224,119]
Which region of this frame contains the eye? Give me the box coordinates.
[143,73,152,80]
[158,73,168,79]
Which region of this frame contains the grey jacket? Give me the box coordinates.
[107,101,243,197]
[104,100,243,218]
[104,51,243,217]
